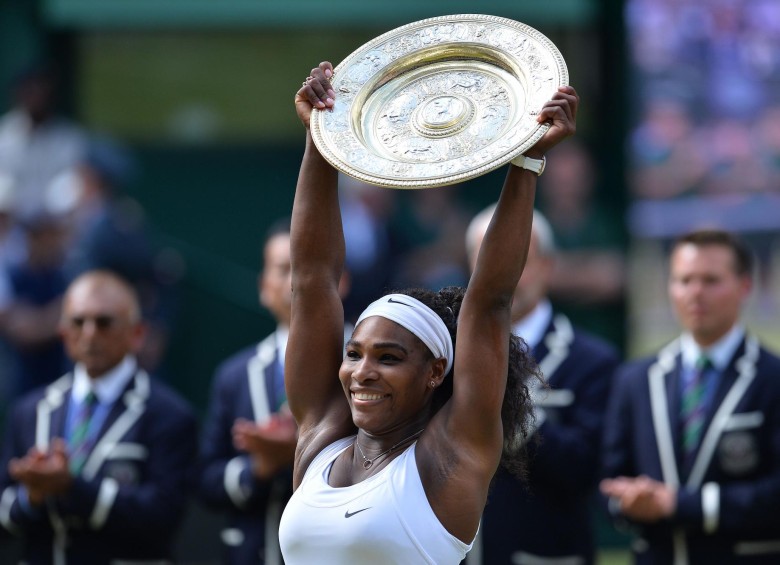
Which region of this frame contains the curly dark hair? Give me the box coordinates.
[394,286,542,480]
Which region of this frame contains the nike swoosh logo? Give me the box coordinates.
[344,507,371,518]
[387,297,412,307]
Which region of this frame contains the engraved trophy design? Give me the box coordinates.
[310,14,568,189]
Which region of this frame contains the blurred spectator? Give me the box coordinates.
[537,141,627,346]
[756,105,780,190]
[755,105,780,186]
[197,219,297,565]
[700,118,769,195]
[50,136,180,374]
[339,174,405,323]
[0,270,198,564]
[0,173,25,406]
[0,64,86,219]
[0,208,70,398]
[197,218,349,564]
[0,173,26,266]
[629,97,708,200]
[601,229,780,564]
[390,185,471,290]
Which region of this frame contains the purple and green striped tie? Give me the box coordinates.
[69,391,98,474]
[681,355,711,466]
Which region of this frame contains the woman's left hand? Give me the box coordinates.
[525,85,579,158]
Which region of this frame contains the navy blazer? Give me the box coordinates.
[197,332,293,565]
[602,335,780,564]
[0,368,198,565]
[469,313,620,565]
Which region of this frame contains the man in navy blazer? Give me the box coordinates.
[197,219,300,565]
[601,229,780,564]
[464,206,620,565]
[0,269,197,564]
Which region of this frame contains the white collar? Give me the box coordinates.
[511,300,553,350]
[275,325,289,356]
[73,355,138,405]
[680,325,745,372]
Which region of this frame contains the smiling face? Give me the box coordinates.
[339,316,442,435]
[668,242,751,347]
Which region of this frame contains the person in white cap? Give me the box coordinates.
[277,60,579,565]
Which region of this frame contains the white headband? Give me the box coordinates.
[355,293,454,375]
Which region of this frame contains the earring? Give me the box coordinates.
[430,380,436,388]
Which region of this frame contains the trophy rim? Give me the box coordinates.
[311,14,568,189]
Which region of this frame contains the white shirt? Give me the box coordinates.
[279,437,472,564]
[0,109,86,217]
[511,299,553,350]
[72,355,137,405]
[679,324,745,373]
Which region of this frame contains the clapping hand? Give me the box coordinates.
[8,439,73,505]
[233,413,298,480]
[600,475,677,523]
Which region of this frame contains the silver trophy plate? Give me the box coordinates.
[310,14,568,189]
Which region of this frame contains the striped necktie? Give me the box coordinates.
[681,355,712,467]
[69,390,98,474]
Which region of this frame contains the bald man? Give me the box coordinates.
[0,270,197,565]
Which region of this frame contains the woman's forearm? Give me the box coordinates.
[290,133,344,288]
[469,165,537,303]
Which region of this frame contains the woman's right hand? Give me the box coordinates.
[295,61,336,130]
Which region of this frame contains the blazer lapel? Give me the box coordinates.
[648,339,682,487]
[667,358,685,468]
[81,370,150,481]
[508,314,575,448]
[248,333,276,424]
[686,336,759,487]
[704,342,744,429]
[35,375,73,451]
[535,314,574,387]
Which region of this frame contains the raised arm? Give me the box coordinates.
[286,63,353,480]
[443,87,580,472]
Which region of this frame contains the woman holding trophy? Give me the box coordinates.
[278,55,579,563]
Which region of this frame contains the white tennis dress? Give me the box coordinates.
[278,436,472,564]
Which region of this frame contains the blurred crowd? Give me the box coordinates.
[627,0,780,201]
[625,0,780,344]
[0,65,179,410]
